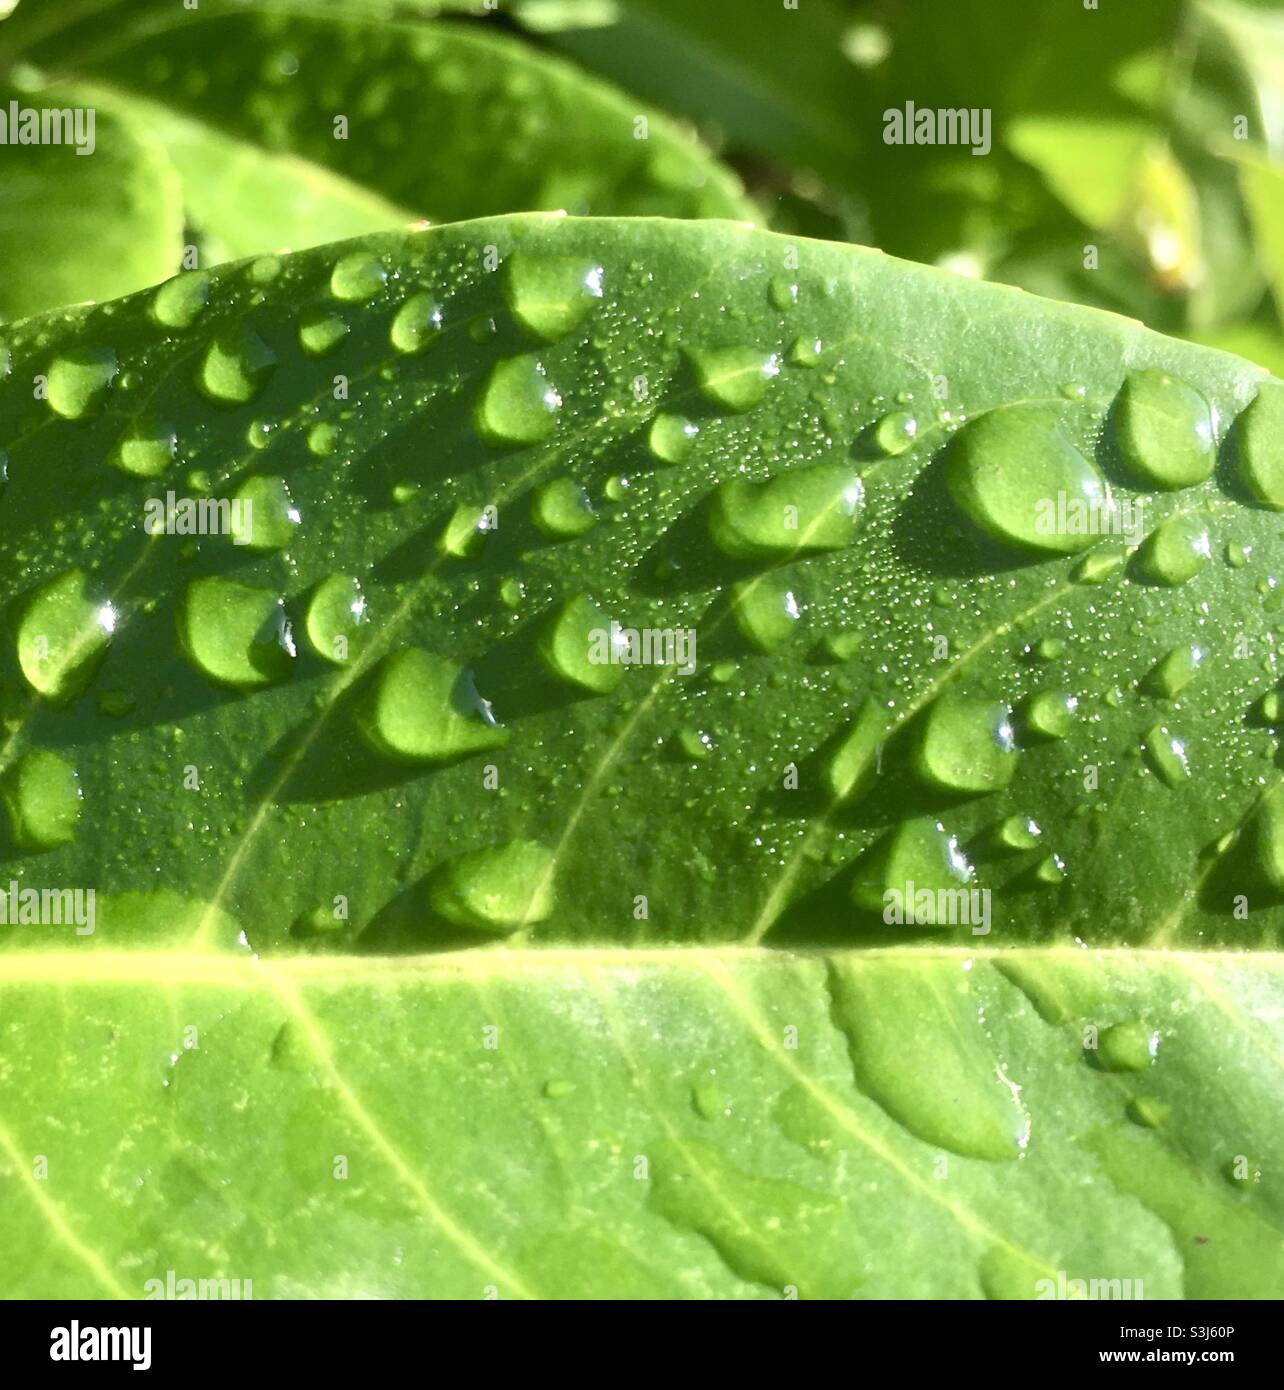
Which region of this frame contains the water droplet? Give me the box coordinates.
[2,749,81,851]
[768,276,798,311]
[305,573,367,666]
[997,815,1041,851]
[1022,689,1077,740]
[1226,540,1249,568]
[197,324,278,404]
[531,477,596,540]
[109,418,176,478]
[946,404,1107,554]
[788,335,822,367]
[46,348,118,419]
[537,594,622,695]
[730,575,801,653]
[873,409,917,456]
[828,962,1028,1159]
[1127,1096,1171,1128]
[1236,381,1284,508]
[151,271,210,329]
[1144,644,1202,699]
[16,570,112,701]
[1115,368,1214,490]
[709,462,862,560]
[647,412,698,464]
[429,839,553,932]
[1072,544,1126,584]
[503,253,603,341]
[543,1078,575,1100]
[307,421,338,458]
[437,502,496,558]
[676,728,713,761]
[298,308,349,356]
[475,354,561,446]
[329,251,387,303]
[177,577,295,689]
[689,345,779,413]
[1034,853,1065,885]
[357,649,507,762]
[390,292,443,354]
[230,475,300,551]
[915,695,1017,794]
[852,817,973,916]
[1093,1021,1158,1072]
[823,697,884,803]
[1135,514,1211,586]
[691,1078,729,1119]
[1143,724,1189,786]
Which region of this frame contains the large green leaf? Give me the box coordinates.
[0,215,1281,1297]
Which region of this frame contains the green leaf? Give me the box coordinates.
[1,215,1282,1297]
[1,1,752,293]
[0,79,184,319]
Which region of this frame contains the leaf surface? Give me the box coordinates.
[1,215,1282,1297]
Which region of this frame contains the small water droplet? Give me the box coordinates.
[46,348,118,419]
[305,573,367,666]
[475,354,561,446]
[1143,644,1202,699]
[151,271,210,329]
[197,324,278,405]
[1135,514,1211,586]
[689,345,779,413]
[329,251,387,303]
[1143,724,1189,786]
[298,309,349,356]
[873,409,917,456]
[531,477,596,540]
[730,575,801,653]
[390,292,443,354]
[1093,1021,1159,1072]
[647,412,698,464]
[230,475,300,551]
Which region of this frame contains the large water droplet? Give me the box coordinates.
[298,308,349,357]
[177,577,295,689]
[823,697,884,803]
[357,648,507,763]
[537,594,622,695]
[230,475,300,551]
[1143,724,1189,786]
[1092,1020,1158,1072]
[109,418,177,478]
[1144,644,1202,699]
[16,570,113,701]
[151,271,210,329]
[689,345,779,413]
[503,252,603,341]
[305,573,367,666]
[329,251,387,302]
[390,292,443,354]
[46,348,118,419]
[647,412,698,465]
[2,749,81,852]
[1115,368,1214,490]
[1237,381,1284,509]
[429,839,554,932]
[915,695,1017,794]
[852,816,973,917]
[531,477,596,540]
[475,354,561,446]
[946,404,1107,554]
[709,462,862,560]
[730,575,801,653]
[1135,514,1211,586]
[197,324,278,405]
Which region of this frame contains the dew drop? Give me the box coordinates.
[177,577,295,689]
[1135,514,1211,586]
[1093,1021,1159,1072]
[46,348,118,419]
[390,292,443,354]
[1236,381,1284,509]
[1022,689,1077,740]
[788,335,822,368]
[437,502,496,559]
[110,418,177,478]
[16,570,113,701]
[2,749,81,852]
[429,839,554,932]
[873,409,917,456]
[1127,1095,1171,1127]
[305,573,367,666]
[230,475,300,552]
[708,462,862,560]
[945,404,1107,554]
[647,412,698,465]
[730,575,801,653]
[1072,544,1126,584]
[689,345,779,413]
[197,324,278,405]
[768,276,798,311]
[537,594,622,695]
[1144,644,1202,699]
[503,252,603,341]
[329,251,387,303]
[1115,368,1214,490]
[823,697,884,804]
[298,308,350,356]
[357,649,507,763]
[475,353,561,446]
[997,815,1041,851]
[531,477,596,540]
[151,271,210,329]
[852,817,974,917]
[1143,724,1189,786]
[914,695,1017,794]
